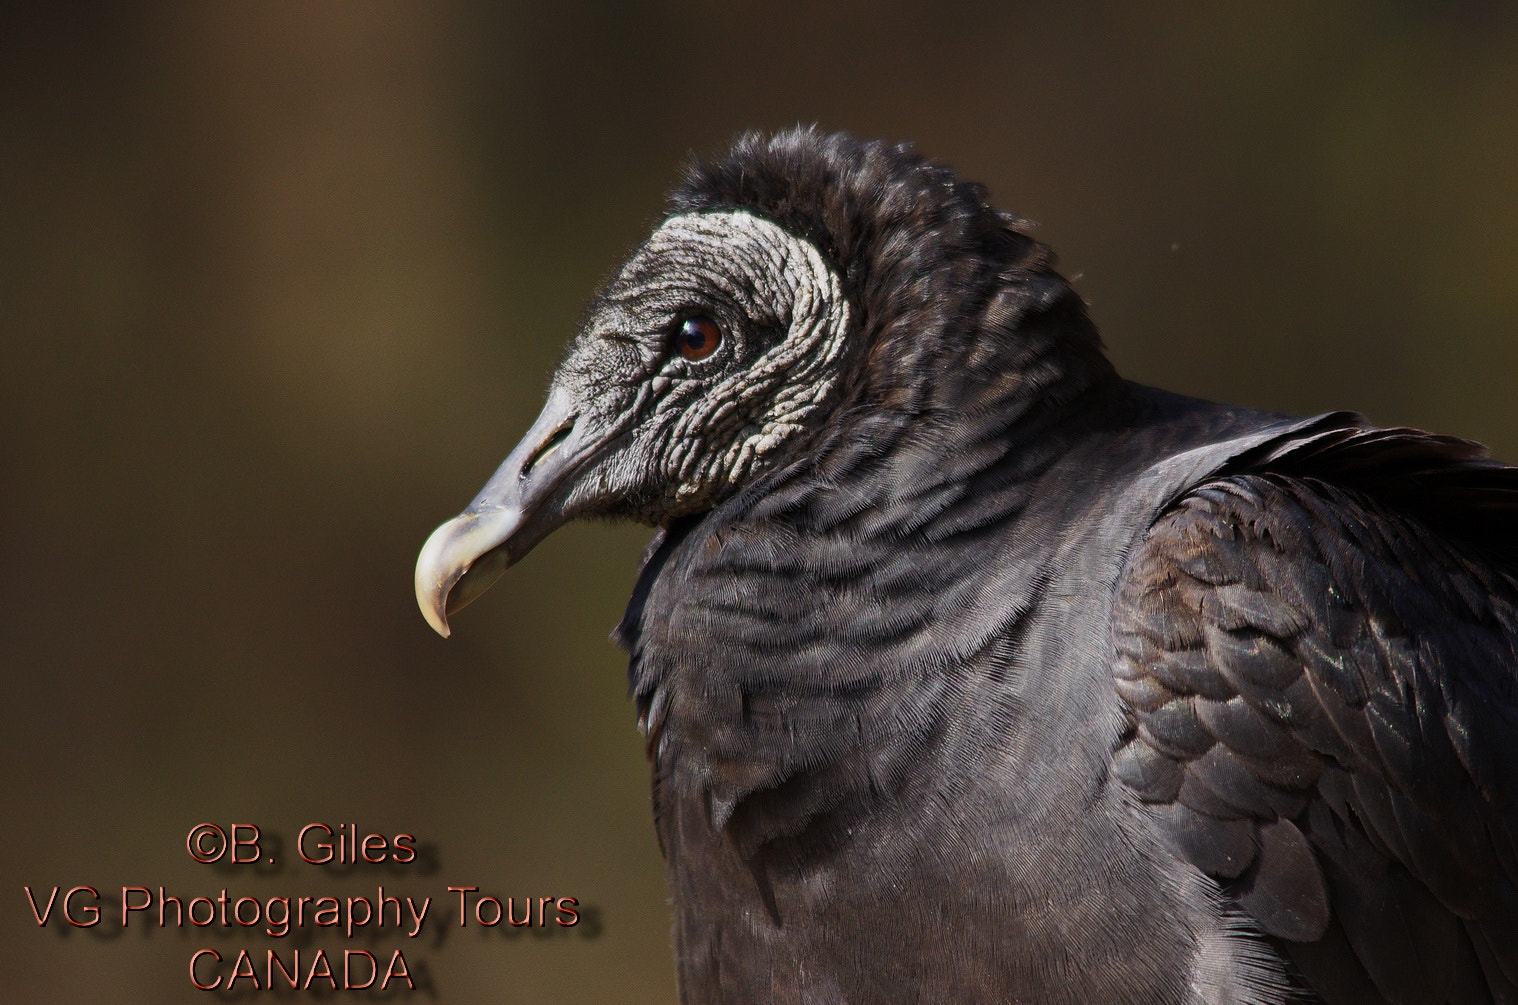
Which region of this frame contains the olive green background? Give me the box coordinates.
[4,3,1516,1001]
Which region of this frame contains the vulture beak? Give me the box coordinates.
[415,386,590,637]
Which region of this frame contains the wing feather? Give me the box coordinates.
[1112,462,1518,1003]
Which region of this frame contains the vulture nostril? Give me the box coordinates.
[522,420,575,478]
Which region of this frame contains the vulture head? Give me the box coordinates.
[416,129,1109,636]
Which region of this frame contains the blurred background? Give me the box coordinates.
[3,2,1516,1001]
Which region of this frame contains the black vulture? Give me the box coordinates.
[414,130,1518,1003]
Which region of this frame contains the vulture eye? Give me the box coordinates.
[674,316,722,361]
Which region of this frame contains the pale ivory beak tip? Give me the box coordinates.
[414,508,524,640]
[415,518,464,639]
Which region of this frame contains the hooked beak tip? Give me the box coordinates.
[415,519,462,638]
[414,508,522,639]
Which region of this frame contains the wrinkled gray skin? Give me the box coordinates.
[416,211,851,635]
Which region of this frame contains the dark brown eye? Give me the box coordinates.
[674,316,722,361]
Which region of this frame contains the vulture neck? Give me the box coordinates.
[766,285,1123,572]
[630,298,1132,859]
